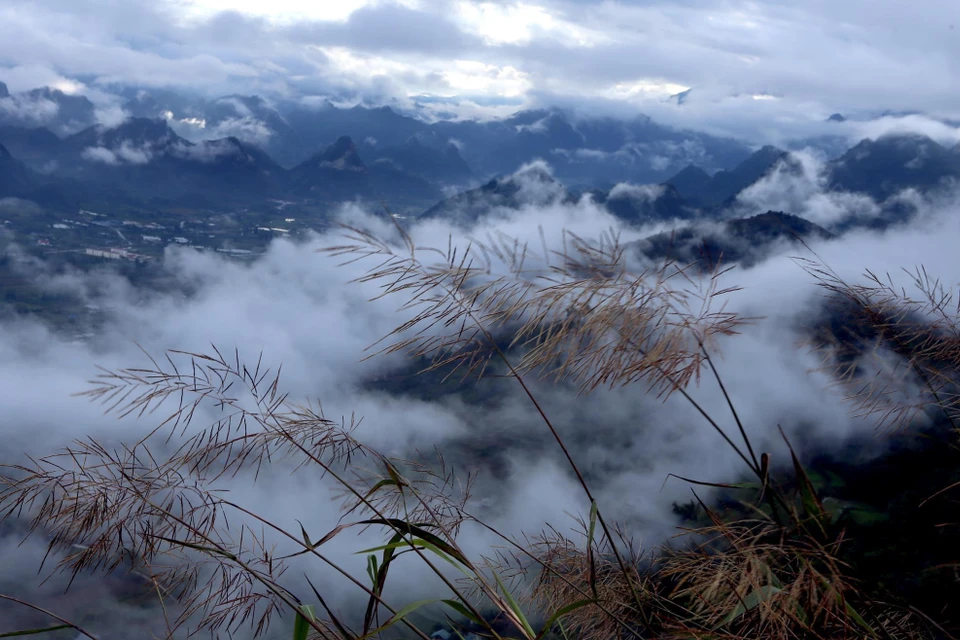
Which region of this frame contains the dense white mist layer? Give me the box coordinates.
[1,163,957,636]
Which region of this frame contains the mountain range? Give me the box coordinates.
[629,210,834,269]
[0,117,446,208]
[665,145,794,206]
[1,82,762,190]
[4,80,960,274]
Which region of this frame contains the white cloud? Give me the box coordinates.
[608,182,666,201]
[114,140,153,164]
[849,114,960,147]
[454,1,609,47]
[81,140,154,165]
[171,138,244,162]
[209,116,274,146]
[182,0,376,23]
[0,94,59,126]
[3,0,959,144]
[80,145,120,165]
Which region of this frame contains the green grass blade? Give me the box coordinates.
[356,537,471,576]
[441,599,485,626]
[535,599,596,640]
[297,520,313,548]
[0,625,72,638]
[844,600,879,638]
[360,599,439,639]
[721,585,782,627]
[586,500,598,598]
[293,605,317,640]
[780,429,829,534]
[366,554,379,586]
[357,519,470,566]
[587,500,598,549]
[363,533,402,635]
[493,571,536,639]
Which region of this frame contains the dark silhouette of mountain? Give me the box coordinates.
[276,104,428,168]
[290,136,439,204]
[668,89,693,105]
[0,140,94,209]
[288,136,368,198]
[14,86,960,222]
[303,135,367,172]
[0,143,33,197]
[362,137,472,184]
[0,116,441,208]
[121,89,302,166]
[27,87,96,133]
[0,84,97,135]
[665,165,711,198]
[827,133,960,200]
[164,136,287,198]
[828,113,846,123]
[62,117,182,156]
[0,126,61,167]
[421,164,697,227]
[666,145,790,205]
[66,87,757,189]
[427,108,753,186]
[37,119,286,204]
[632,211,833,269]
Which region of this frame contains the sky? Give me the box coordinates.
[2,0,960,138]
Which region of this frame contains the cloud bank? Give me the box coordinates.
[0,162,956,635]
[2,0,960,143]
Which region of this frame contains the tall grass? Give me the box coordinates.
[0,221,955,639]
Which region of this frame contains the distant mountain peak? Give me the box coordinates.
[66,117,182,159]
[89,117,178,144]
[0,82,8,99]
[350,104,397,116]
[827,113,846,123]
[664,146,788,206]
[443,142,463,158]
[317,135,366,171]
[843,132,940,157]
[828,132,959,200]
[666,164,711,197]
[170,136,275,167]
[730,210,833,238]
[631,210,832,270]
[667,89,693,106]
[421,161,564,225]
[0,141,33,198]
[754,144,788,159]
[509,160,557,184]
